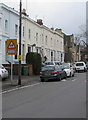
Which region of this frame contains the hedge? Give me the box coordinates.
[26,52,42,75]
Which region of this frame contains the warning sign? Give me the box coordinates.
[6,39,17,55]
[8,41,16,49]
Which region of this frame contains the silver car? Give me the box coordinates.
[0,65,9,79]
[61,63,75,77]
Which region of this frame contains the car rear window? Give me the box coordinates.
[42,66,55,71]
[76,63,84,66]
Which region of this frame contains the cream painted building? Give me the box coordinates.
[22,11,64,63]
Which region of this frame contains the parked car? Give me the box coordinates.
[44,61,62,66]
[75,62,87,72]
[0,65,9,79]
[40,65,67,82]
[61,63,75,77]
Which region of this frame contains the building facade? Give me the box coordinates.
[0,3,64,65]
[64,34,80,62]
[0,3,19,64]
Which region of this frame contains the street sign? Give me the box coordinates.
[6,39,17,55]
[18,55,22,61]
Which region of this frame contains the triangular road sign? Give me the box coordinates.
[8,41,16,49]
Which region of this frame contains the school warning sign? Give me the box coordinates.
[6,39,17,55]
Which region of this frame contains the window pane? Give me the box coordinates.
[5,20,8,32]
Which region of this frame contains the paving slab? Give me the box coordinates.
[2,75,40,92]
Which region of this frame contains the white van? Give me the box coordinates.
[75,62,87,72]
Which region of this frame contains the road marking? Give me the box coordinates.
[1,82,40,94]
[61,79,67,82]
[72,79,76,82]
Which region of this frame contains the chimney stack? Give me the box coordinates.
[37,19,43,25]
[22,9,28,16]
[51,27,54,31]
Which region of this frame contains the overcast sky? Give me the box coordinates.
[0,0,87,35]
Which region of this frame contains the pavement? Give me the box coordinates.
[2,75,40,92]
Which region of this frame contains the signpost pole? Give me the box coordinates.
[6,39,17,84]
[18,0,22,85]
[11,55,13,83]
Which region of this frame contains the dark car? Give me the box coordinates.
[40,65,67,82]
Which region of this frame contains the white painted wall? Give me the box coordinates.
[0,3,19,64]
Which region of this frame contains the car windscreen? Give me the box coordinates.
[45,62,54,65]
[55,62,61,65]
[42,66,55,71]
[61,64,70,69]
[76,63,84,66]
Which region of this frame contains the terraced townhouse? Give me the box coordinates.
[0,3,65,65]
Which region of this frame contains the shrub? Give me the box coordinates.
[26,52,42,75]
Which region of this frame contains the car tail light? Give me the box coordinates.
[40,72,42,75]
[53,72,59,74]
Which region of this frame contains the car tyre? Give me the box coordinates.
[59,76,61,81]
[64,72,67,79]
[69,72,71,77]
[72,73,74,77]
[41,78,45,82]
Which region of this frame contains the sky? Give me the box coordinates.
[0,0,87,35]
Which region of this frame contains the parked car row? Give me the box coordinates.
[40,62,75,82]
[40,61,88,82]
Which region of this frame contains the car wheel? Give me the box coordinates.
[59,76,62,81]
[69,72,71,77]
[84,68,87,72]
[64,72,67,79]
[72,73,74,77]
[41,78,45,82]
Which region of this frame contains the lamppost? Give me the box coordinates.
[18,0,22,85]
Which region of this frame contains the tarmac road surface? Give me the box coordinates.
[2,72,87,118]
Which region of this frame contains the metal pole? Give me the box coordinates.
[11,55,13,83]
[18,0,22,85]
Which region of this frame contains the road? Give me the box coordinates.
[2,72,86,118]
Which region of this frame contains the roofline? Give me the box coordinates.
[23,15,64,38]
[0,3,19,16]
[0,3,64,38]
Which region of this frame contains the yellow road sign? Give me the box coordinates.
[18,55,22,61]
[6,39,17,55]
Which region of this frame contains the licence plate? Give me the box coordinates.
[77,68,80,70]
[45,72,51,75]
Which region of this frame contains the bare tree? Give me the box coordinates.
[75,24,87,45]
